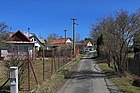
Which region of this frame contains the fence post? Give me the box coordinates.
[10,67,18,93]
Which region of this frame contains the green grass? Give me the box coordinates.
[98,62,140,93]
[99,63,114,73]
[112,77,140,93]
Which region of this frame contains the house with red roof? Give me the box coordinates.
[51,38,72,47]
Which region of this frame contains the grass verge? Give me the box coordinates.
[32,54,83,93]
[98,61,140,93]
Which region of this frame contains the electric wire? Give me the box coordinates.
[66,0,89,38]
[73,0,89,18]
[73,0,87,17]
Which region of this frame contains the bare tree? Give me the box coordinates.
[0,22,29,87]
[47,33,59,45]
[0,22,9,41]
[133,9,140,59]
[90,10,140,73]
[76,32,80,42]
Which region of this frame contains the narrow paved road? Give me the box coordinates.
[56,52,123,93]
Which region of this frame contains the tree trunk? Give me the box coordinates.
[97,45,100,57]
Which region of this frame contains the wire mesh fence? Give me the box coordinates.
[0,47,80,92]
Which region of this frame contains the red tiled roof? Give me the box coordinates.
[52,38,70,44]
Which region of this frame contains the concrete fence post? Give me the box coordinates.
[10,67,18,93]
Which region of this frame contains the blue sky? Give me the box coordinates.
[0,0,140,40]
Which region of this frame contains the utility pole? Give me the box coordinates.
[60,36,62,46]
[64,30,67,63]
[64,30,67,44]
[71,18,77,57]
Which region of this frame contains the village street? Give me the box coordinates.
[56,52,123,93]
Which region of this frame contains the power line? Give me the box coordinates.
[66,0,88,33]
[73,0,86,16]
[73,0,89,18]
[68,0,88,35]
[65,0,89,40]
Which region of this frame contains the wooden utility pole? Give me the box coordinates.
[71,18,77,57]
[42,47,45,80]
[64,30,67,44]
[64,30,67,62]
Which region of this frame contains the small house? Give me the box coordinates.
[51,38,72,47]
[1,30,36,60]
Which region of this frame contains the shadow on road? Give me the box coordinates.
[81,52,98,59]
[65,70,107,80]
[81,56,98,59]
[64,70,123,93]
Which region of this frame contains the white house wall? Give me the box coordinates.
[30,37,42,51]
[66,39,72,43]
[35,42,40,51]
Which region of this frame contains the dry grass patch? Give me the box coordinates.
[33,54,83,93]
[98,61,140,93]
